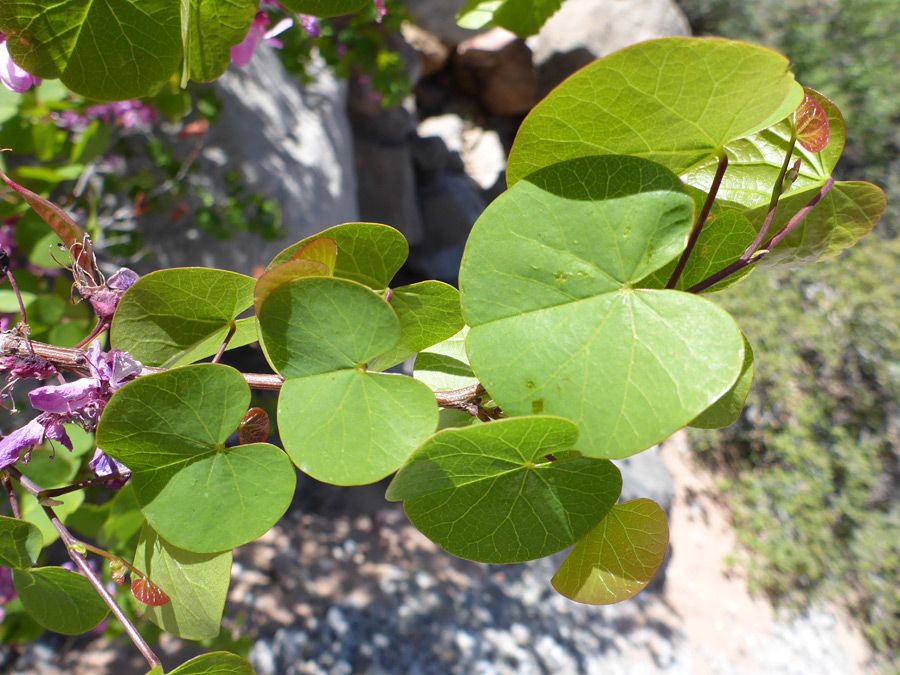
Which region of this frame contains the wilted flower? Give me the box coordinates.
[89,448,131,491]
[0,33,40,93]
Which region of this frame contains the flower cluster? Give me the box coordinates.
[53,100,158,131]
[0,340,141,486]
[0,32,39,93]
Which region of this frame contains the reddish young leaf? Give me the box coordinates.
[794,89,830,153]
[253,260,329,315]
[131,578,171,607]
[0,162,94,273]
[290,237,338,275]
[239,407,270,445]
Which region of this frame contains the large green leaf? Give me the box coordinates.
[367,281,465,372]
[0,516,42,569]
[13,567,109,634]
[413,327,479,392]
[258,276,438,484]
[552,499,669,604]
[111,268,256,367]
[457,0,563,37]
[507,38,803,185]
[97,364,296,553]
[460,155,745,459]
[184,0,257,83]
[0,1,182,100]
[267,223,408,291]
[745,181,886,270]
[279,0,370,17]
[684,88,846,211]
[387,417,622,563]
[168,653,255,675]
[133,524,232,641]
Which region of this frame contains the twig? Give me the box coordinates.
[8,467,161,671]
[743,136,798,261]
[666,152,728,289]
[1,472,21,519]
[0,332,491,409]
[38,473,129,500]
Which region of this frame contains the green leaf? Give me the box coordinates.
[639,211,758,293]
[98,483,144,552]
[552,499,669,604]
[258,276,401,378]
[133,524,232,641]
[268,223,408,291]
[97,364,296,553]
[70,120,112,165]
[368,281,465,372]
[169,317,260,368]
[747,181,886,270]
[414,327,479,392]
[278,0,370,18]
[684,88,846,211]
[168,652,255,675]
[691,334,754,429]
[507,38,802,185]
[184,0,257,83]
[0,0,182,100]
[258,276,438,484]
[387,417,622,563]
[253,260,329,316]
[457,0,563,37]
[279,370,438,485]
[111,268,256,367]
[460,155,745,458]
[13,567,109,634]
[0,516,42,569]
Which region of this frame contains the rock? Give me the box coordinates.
[417,114,507,190]
[455,28,539,116]
[527,0,692,92]
[614,445,676,515]
[400,22,451,77]
[137,48,358,275]
[354,139,424,246]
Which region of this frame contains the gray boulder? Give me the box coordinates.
[139,47,358,275]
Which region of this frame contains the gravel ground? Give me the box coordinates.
[7,436,873,675]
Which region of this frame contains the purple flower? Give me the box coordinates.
[298,15,321,38]
[89,448,131,491]
[107,268,139,291]
[29,377,98,414]
[231,11,293,66]
[84,340,142,392]
[0,566,15,604]
[374,0,386,22]
[1,355,58,381]
[0,415,71,469]
[0,34,40,93]
[54,101,156,131]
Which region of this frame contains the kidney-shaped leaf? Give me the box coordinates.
[13,567,109,634]
[133,524,232,641]
[552,498,669,604]
[0,516,42,569]
[111,268,256,367]
[268,223,408,291]
[0,0,182,100]
[387,417,622,563]
[259,276,439,484]
[691,334,754,429]
[684,88,846,211]
[97,364,296,553]
[508,37,803,184]
[746,181,886,270]
[185,0,257,83]
[460,155,745,459]
[367,281,465,372]
[168,652,255,675]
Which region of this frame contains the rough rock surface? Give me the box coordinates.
[139,48,358,276]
